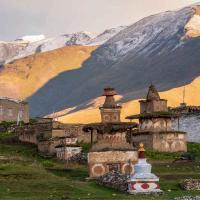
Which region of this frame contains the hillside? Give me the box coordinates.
[58,76,200,123]
[0,45,97,99]
[0,133,200,199]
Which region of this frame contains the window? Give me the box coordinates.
[104,115,110,121]
[113,115,118,121]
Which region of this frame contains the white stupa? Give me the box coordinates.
[128,143,162,194]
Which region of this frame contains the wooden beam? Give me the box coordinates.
[91,129,93,145]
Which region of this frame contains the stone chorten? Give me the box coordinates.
[99,87,122,123]
[128,143,162,194]
[126,84,187,152]
[83,87,138,178]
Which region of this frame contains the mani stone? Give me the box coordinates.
[128,143,162,194]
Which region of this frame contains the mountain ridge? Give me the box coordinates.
[0,26,126,64]
[27,4,200,117]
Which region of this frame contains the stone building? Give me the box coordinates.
[0,97,29,123]
[126,85,187,152]
[84,87,138,178]
[55,146,82,160]
[16,117,92,156]
[55,137,82,160]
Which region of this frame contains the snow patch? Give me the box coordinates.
[17,35,46,43]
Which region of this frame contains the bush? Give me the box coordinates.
[76,141,92,153]
[146,150,179,160]
[42,160,54,167]
[188,143,200,160]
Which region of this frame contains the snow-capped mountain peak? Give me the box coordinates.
[0,26,127,64]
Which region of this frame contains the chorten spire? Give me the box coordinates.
[102,87,119,108]
[99,87,121,122]
[146,84,160,101]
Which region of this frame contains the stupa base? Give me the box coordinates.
[128,189,163,195]
[128,180,163,194]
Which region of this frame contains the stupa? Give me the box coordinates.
[126,84,187,152]
[83,87,138,178]
[128,143,162,194]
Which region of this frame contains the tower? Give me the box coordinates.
[99,87,121,123]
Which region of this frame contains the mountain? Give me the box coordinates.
[0,27,126,64]
[1,3,200,122]
[26,4,200,117]
[0,26,125,99]
[87,26,126,45]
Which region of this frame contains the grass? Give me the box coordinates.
[0,132,200,199]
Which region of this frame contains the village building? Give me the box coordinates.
[0,97,29,123]
[126,85,187,152]
[55,137,82,160]
[169,104,200,115]
[16,117,93,156]
[83,87,138,178]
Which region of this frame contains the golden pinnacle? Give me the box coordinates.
[139,143,145,152]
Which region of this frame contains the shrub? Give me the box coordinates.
[42,160,54,168]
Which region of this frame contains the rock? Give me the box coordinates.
[97,171,129,192]
[68,152,87,164]
[181,179,200,190]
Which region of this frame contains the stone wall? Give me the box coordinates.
[0,98,29,123]
[132,131,187,152]
[88,151,138,178]
[17,121,94,145]
[131,133,154,149]
[140,99,167,113]
[16,119,96,156]
[38,139,62,155]
[153,132,187,152]
[139,118,172,132]
[17,122,52,144]
[55,146,82,160]
[91,132,132,151]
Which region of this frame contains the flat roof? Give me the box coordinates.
[0,97,27,104]
[126,111,178,120]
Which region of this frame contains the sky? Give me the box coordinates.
[1,0,200,41]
